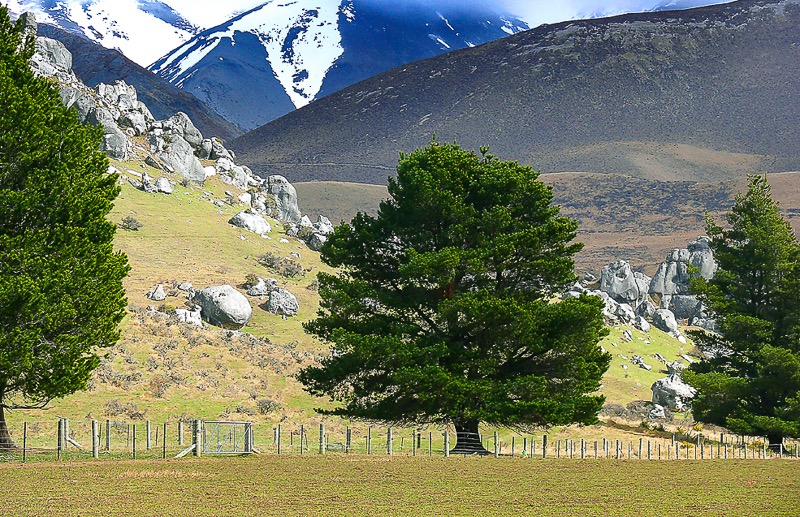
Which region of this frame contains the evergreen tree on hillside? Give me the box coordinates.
[0,8,129,447]
[686,175,800,446]
[298,141,610,454]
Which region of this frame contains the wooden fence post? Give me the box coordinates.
[178,421,184,446]
[319,424,325,455]
[638,438,643,459]
[647,441,651,461]
[162,422,167,459]
[412,430,417,457]
[581,439,585,460]
[429,432,433,457]
[444,431,450,457]
[542,435,548,459]
[146,420,151,451]
[300,425,305,455]
[133,423,137,459]
[494,431,499,457]
[193,420,202,457]
[22,422,27,464]
[57,419,63,460]
[594,440,598,459]
[277,423,281,455]
[511,436,515,457]
[387,428,393,456]
[106,420,111,451]
[367,426,371,455]
[92,420,99,459]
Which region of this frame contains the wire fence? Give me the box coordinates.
[1,419,798,464]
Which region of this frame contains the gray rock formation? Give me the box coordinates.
[174,306,202,327]
[149,132,206,182]
[650,237,717,318]
[146,284,166,302]
[155,177,172,194]
[307,233,328,252]
[266,288,299,317]
[194,285,252,329]
[648,404,666,420]
[599,260,651,310]
[229,210,272,236]
[651,365,697,411]
[652,309,678,333]
[166,112,203,149]
[264,175,302,225]
[246,277,278,297]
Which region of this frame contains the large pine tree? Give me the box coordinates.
[686,175,800,446]
[298,141,610,453]
[0,9,129,447]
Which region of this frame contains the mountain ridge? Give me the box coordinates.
[230,0,800,184]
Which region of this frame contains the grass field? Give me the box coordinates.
[0,455,798,516]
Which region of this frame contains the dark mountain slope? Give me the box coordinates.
[38,24,242,141]
[232,0,800,184]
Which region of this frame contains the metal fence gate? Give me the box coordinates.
[202,421,253,455]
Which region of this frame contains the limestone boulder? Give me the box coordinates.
[266,288,299,317]
[167,112,203,149]
[229,211,272,236]
[174,307,202,327]
[150,133,206,182]
[307,233,328,252]
[653,309,679,333]
[264,175,301,225]
[652,372,697,411]
[194,285,252,329]
[599,260,651,310]
[247,278,278,297]
[146,284,166,302]
[33,37,72,73]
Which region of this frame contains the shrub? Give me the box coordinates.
[257,398,281,414]
[244,273,260,288]
[119,216,143,231]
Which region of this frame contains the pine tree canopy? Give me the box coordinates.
[298,141,610,451]
[0,7,129,446]
[686,175,800,445]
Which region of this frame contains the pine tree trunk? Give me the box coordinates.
[450,419,490,455]
[0,405,15,449]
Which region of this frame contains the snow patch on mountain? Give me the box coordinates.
[5,0,198,65]
[152,0,344,109]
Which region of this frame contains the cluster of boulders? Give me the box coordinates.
[566,237,720,413]
[145,279,300,328]
[246,277,299,317]
[27,13,334,248]
[577,237,719,339]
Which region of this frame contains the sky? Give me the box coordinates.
[160,0,734,30]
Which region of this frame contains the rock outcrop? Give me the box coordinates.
[599,260,651,310]
[266,288,299,317]
[651,362,697,411]
[649,237,717,319]
[193,285,252,329]
[229,210,272,237]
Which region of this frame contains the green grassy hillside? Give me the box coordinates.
[4,162,705,444]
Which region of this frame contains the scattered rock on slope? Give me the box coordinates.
[193,285,252,329]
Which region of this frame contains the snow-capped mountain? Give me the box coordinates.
[3,0,206,65]
[149,0,529,130]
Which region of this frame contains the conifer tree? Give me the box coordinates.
[686,175,800,446]
[0,8,129,447]
[298,141,609,453]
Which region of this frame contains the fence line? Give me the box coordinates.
[1,419,799,464]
